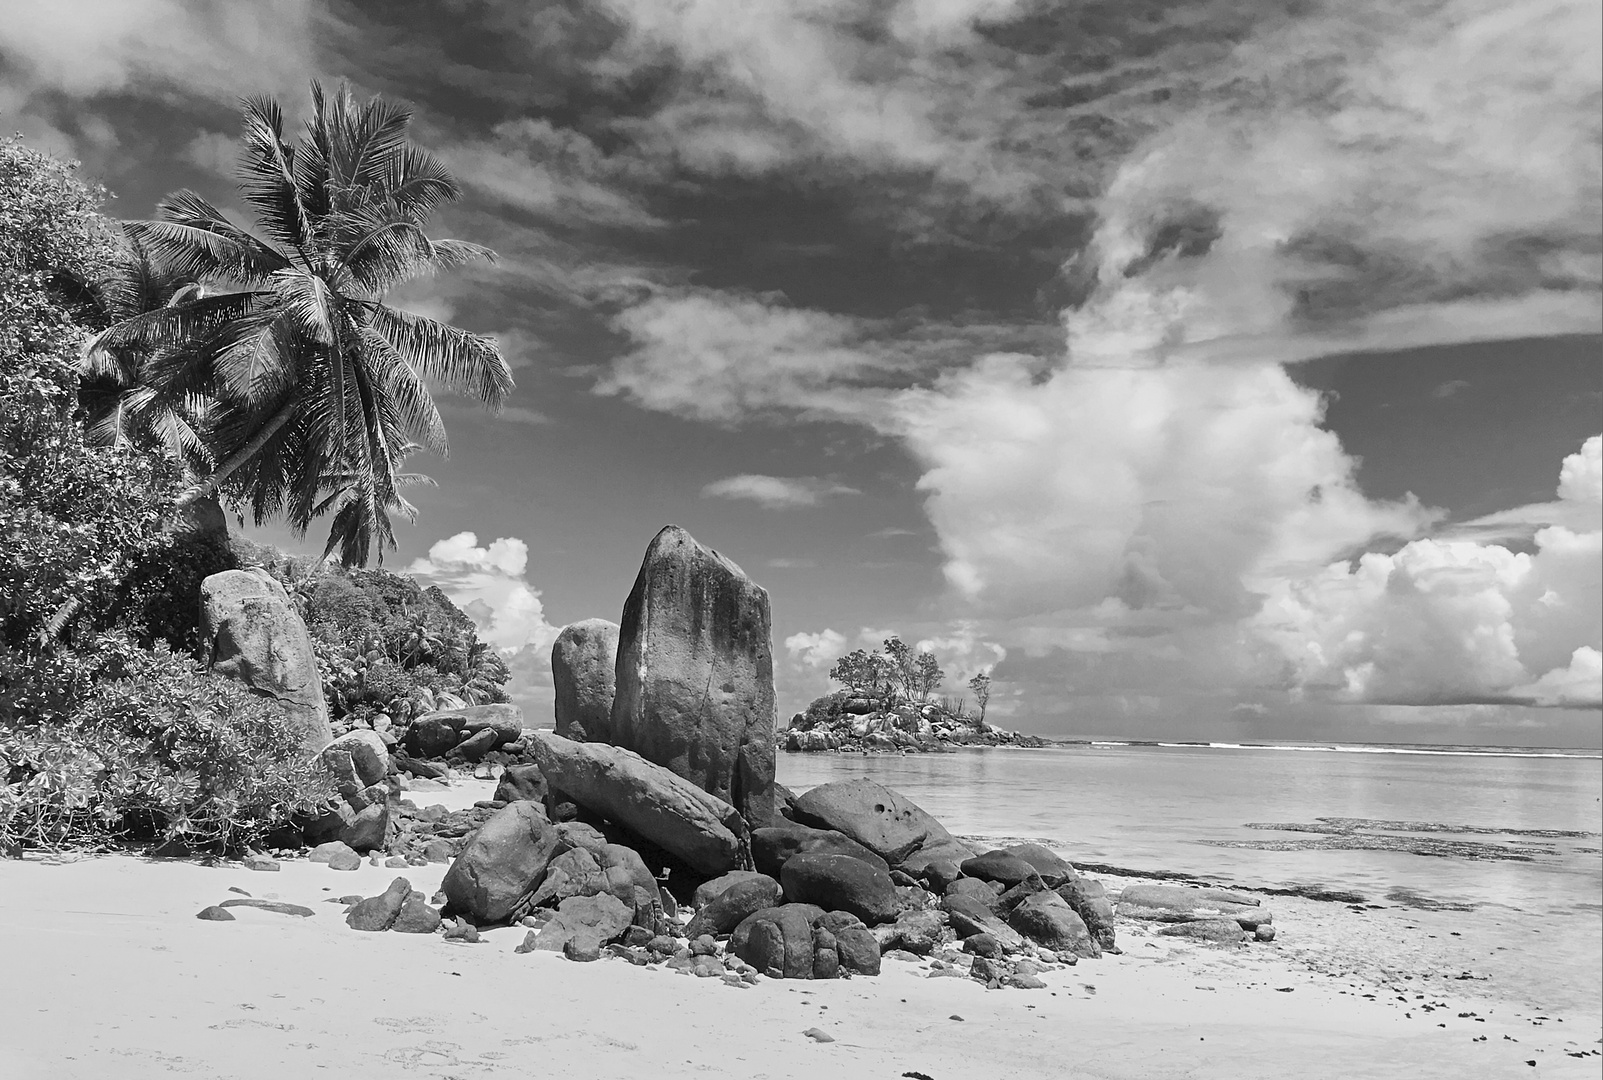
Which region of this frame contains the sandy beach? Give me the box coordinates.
[3,783,1595,1080]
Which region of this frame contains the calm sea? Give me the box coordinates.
[776,742,1602,917]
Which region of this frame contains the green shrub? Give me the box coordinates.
[0,638,334,854]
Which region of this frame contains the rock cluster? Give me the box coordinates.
[784,689,1047,754]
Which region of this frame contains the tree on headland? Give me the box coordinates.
[912,651,943,700]
[968,671,991,725]
[85,81,513,566]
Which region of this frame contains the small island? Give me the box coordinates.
[785,639,1046,751]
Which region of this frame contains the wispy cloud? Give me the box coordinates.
[701,474,860,510]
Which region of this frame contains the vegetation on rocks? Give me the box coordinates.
[0,84,512,854]
[789,636,1040,752]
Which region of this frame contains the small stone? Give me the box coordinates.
[690,934,720,956]
[564,934,603,962]
[969,956,1003,984]
[328,849,362,872]
[443,918,481,943]
[242,853,280,872]
[390,898,442,934]
[1255,925,1277,942]
[219,899,315,918]
[721,973,751,988]
[514,931,540,954]
[196,906,235,921]
[422,839,455,864]
[622,925,654,948]
[646,935,680,956]
[385,856,408,868]
[692,955,724,978]
[803,1028,834,1043]
[1007,973,1048,989]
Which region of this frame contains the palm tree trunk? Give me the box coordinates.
[175,399,296,508]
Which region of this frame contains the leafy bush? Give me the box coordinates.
[0,638,334,854]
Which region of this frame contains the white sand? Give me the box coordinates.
[3,841,1596,1079]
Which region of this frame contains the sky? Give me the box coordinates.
[3,0,1599,747]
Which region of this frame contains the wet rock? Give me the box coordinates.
[780,854,900,925]
[609,525,777,826]
[1056,877,1117,950]
[552,619,619,743]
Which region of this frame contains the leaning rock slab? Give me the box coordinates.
[200,569,331,750]
[552,619,619,742]
[526,732,744,875]
[441,802,561,924]
[610,526,776,827]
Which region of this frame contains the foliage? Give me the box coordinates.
[826,636,947,704]
[968,672,992,724]
[286,564,509,725]
[0,637,334,854]
[86,82,515,566]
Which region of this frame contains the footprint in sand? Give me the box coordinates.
[374,1015,443,1034]
[381,1041,466,1070]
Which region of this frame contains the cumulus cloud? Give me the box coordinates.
[702,474,860,510]
[784,629,848,670]
[406,532,563,658]
[1447,436,1603,542]
[1252,437,1602,708]
[914,622,1006,684]
[0,1,317,102]
[597,289,901,423]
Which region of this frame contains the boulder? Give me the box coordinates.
[1008,891,1099,958]
[319,730,390,796]
[340,800,391,853]
[1003,843,1076,886]
[945,878,1002,911]
[345,877,411,932]
[391,897,442,934]
[945,894,1027,952]
[789,779,968,870]
[199,569,330,750]
[309,840,356,864]
[1157,918,1248,944]
[961,850,1044,888]
[452,728,498,763]
[392,752,447,780]
[878,908,947,955]
[1057,878,1117,950]
[419,703,524,746]
[832,923,881,975]
[534,893,635,953]
[405,715,459,759]
[552,619,619,743]
[750,824,889,879]
[1116,884,1265,930]
[729,905,818,979]
[526,732,744,876]
[691,870,775,910]
[781,854,900,925]
[609,526,776,827]
[685,876,783,939]
[493,764,548,805]
[440,802,562,924]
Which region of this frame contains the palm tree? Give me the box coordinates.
[84,81,512,566]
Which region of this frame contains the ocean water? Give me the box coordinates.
[776,743,1602,918]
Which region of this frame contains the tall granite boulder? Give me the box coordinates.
[200,569,331,750]
[552,619,619,742]
[609,526,776,827]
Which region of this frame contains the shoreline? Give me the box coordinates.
[2,777,1596,1079]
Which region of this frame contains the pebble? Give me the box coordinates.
[243,854,280,872]
[443,918,480,943]
[803,1028,834,1043]
[328,850,362,872]
[195,905,235,921]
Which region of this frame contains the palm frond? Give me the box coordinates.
[368,304,513,406]
[237,95,310,252]
[358,325,447,452]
